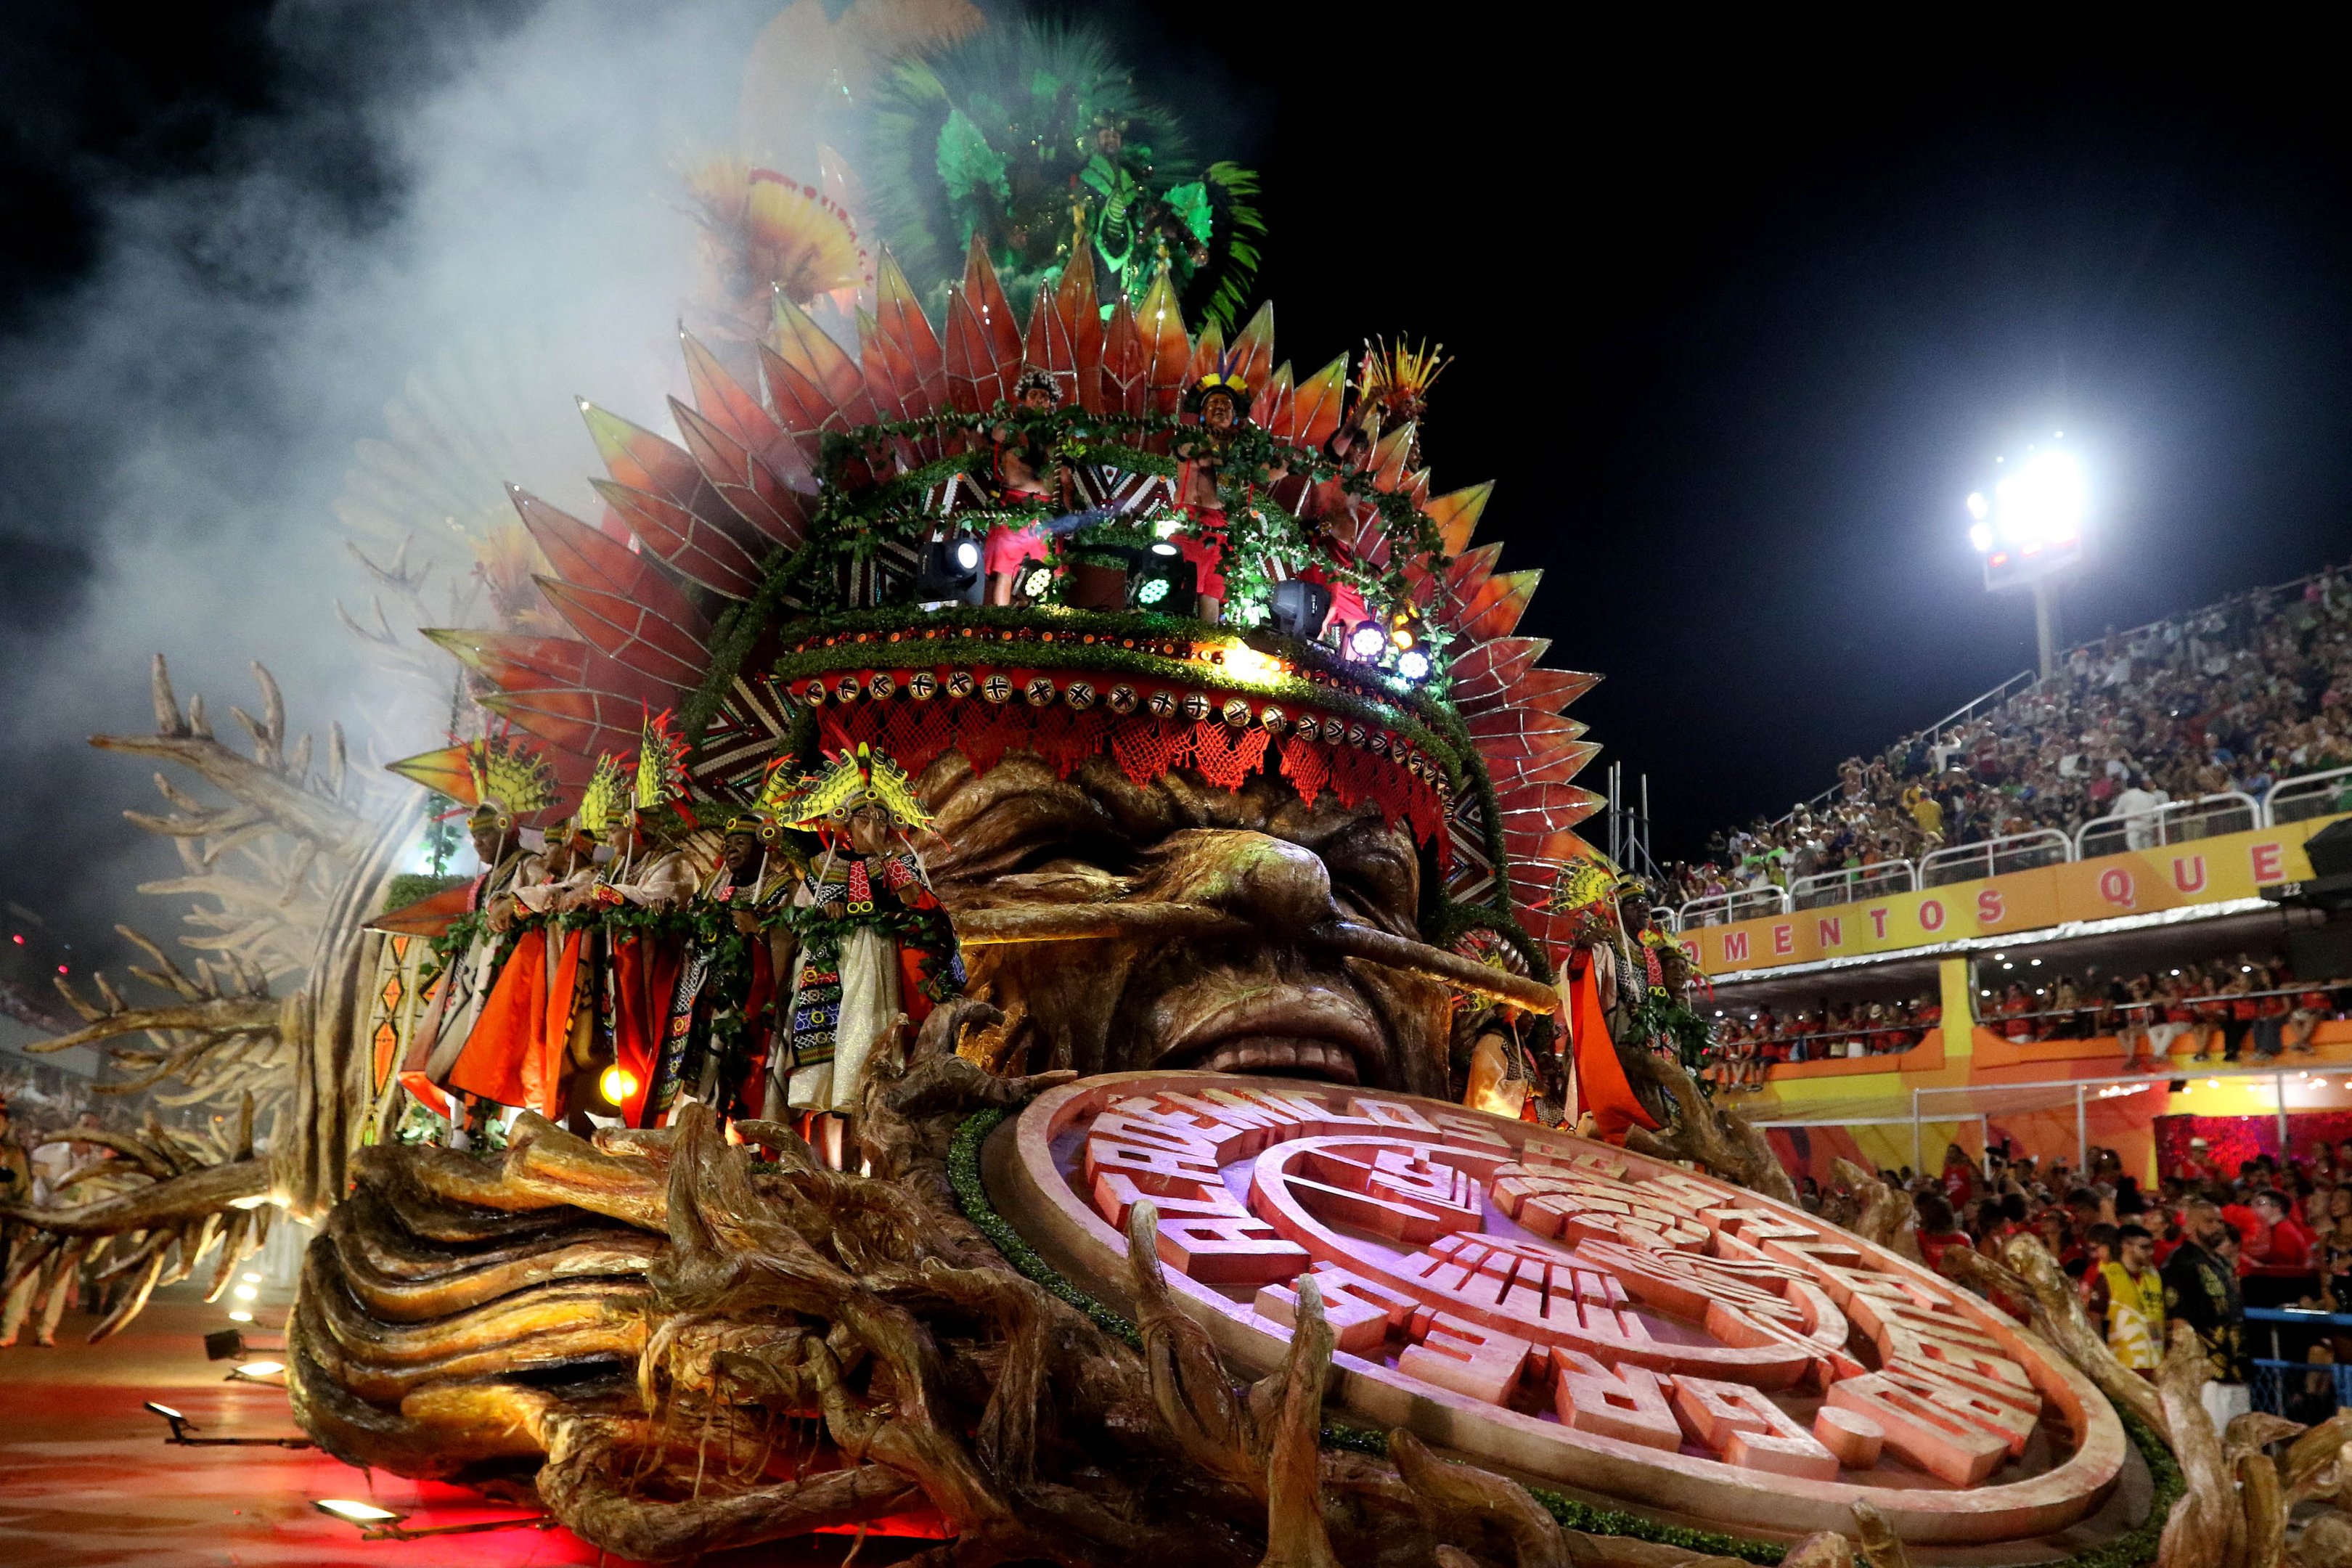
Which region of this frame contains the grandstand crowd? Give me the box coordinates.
[1666,568,2352,915]
[1708,957,2352,1088]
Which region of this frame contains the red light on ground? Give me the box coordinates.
[57,964,68,974]
[11,933,22,944]
[1988,552,2009,567]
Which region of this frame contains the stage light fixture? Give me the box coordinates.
[1266,579,1332,642]
[1017,563,1055,600]
[147,1400,313,1448]
[227,1310,254,1324]
[313,1497,556,1543]
[1129,552,1196,612]
[204,1329,247,1362]
[228,1360,286,1384]
[233,1283,258,1302]
[1396,648,1431,682]
[1349,624,1386,658]
[912,534,985,605]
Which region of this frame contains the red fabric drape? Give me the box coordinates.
[610,933,685,1127]
[518,928,587,1119]
[446,929,549,1108]
[1566,949,1659,1145]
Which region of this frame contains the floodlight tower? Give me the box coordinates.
[1966,436,2086,682]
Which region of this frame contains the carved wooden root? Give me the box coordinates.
[1617,1048,1799,1206]
[2155,1320,2241,1568]
[1827,1160,1920,1262]
[1939,1237,2169,1442]
[283,1013,1624,1566]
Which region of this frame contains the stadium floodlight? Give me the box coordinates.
[1965,435,2088,679]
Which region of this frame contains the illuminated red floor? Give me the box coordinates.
[0,1291,923,1568]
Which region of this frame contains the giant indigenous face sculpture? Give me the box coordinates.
[921,752,1451,1095]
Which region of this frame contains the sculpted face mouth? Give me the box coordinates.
[921,756,1454,1097]
[1151,984,1387,1085]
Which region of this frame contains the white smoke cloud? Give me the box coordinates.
[0,0,808,966]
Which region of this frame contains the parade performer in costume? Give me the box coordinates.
[1553,862,1662,1146]
[1173,369,1253,624]
[443,758,618,1127]
[983,369,1066,605]
[401,738,558,1129]
[686,810,804,1119]
[767,744,947,1169]
[597,716,708,1127]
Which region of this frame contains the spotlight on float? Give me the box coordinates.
[1130,550,1196,611]
[146,1400,314,1448]
[598,1064,640,1108]
[1396,648,1432,682]
[912,532,984,606]
[227,1360,286,1384]
[1348,623,1387,659]
[313,1498,556,1543]
[1265,579,1332,642]
[1016,563,1056,602]
[204,1329,247,1362]
[1387,603,1424,653]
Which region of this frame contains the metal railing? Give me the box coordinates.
[1789,861,1917,909]
[1918,829,2073,887]
[2074,791,2261,859]
[1675,884,1789,928]
[2269,766,2352,827]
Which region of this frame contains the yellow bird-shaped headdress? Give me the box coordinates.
[770,743,931,833]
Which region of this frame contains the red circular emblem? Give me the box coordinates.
[989,1071,2126,1545]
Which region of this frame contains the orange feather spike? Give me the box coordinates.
[669,398,809,551]
[961,233,1024,385]
[767,293,877,428]
[580,401,703,515]
[1101,295,1146,415]
[1183,319,1226,396]
[1285,354,1349,449]
[590,478,764,600]
[385,743,475,803]
[1137,269,1191,415]
[1423,483,1492,556]
[1055,249,1104,413]
[1249,361,1293,432]
[1227,300,1274,394]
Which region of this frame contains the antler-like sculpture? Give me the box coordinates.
[1,1094,273,1344]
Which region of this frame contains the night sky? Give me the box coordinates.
[6,7,2352,984]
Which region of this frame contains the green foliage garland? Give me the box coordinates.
[947,1104,2179,1568]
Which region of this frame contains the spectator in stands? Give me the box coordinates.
[1915,1191,1972,1273]
[2164,1200,2251,1387]
[2086,1223,2165,1374]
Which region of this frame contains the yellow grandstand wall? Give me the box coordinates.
[1680,814,2346,977]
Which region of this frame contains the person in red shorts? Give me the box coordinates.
[982,369,1065,604]
[1173,370,1277,624]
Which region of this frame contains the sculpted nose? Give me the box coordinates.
[1164,830,1335,934]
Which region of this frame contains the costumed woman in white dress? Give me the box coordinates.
[764,744,946,1169]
